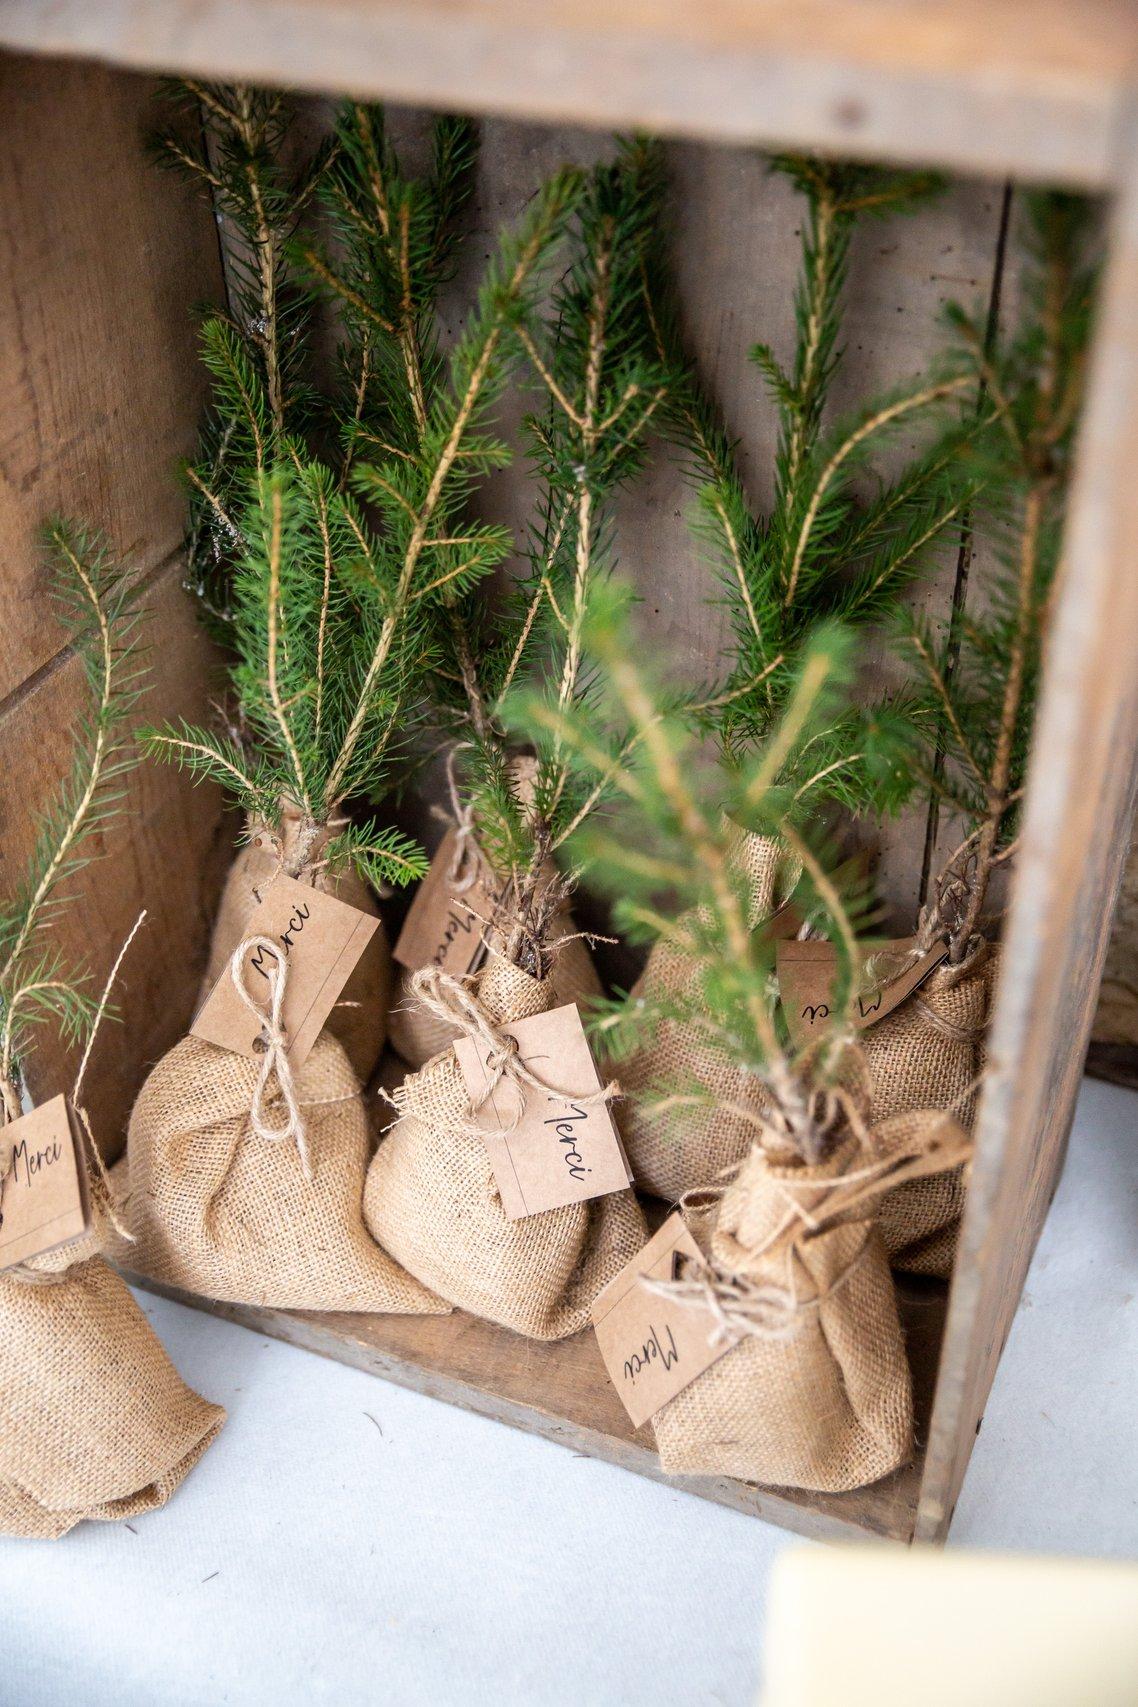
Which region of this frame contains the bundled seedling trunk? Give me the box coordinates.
[0,525,223,1539]
[367,146,667,1334]
[861,193,1093,1275]
[613,157,977,1202]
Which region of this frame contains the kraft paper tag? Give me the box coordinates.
[0,1095,90,1272]
[591,1214,738,1429]
[777,936,949,1049]
[453,1002,632,1221]
[192,874,380,1069]
[393,829,498,978]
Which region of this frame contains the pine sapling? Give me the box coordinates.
[156,81,332,613]
[655,156,982,814]
[0,522,143,1155]
[902,192,1094,964]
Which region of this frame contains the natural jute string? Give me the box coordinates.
[402,966,619,1134]
[229,936,312,1179]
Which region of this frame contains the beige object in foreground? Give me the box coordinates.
[761,1546,1138,1707]
[365,955,647,1340]
[206,809,393,1085]
[862,940,996,1277]
[615,832,793,1203]
[651,1108,957,1493]
[116,1031,447,1315]
[0,1227,223,1539]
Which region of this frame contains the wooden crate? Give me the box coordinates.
[3,4,1138,1545]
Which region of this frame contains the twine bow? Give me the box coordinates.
[644,1105,971,1344]
[406,965,619,1135]
[230,935,312,1178]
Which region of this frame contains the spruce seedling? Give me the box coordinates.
[146,149,583,893]
[0,524,143,1125]
[902,192,1094,963]
[156,81,332,615]
[656,157,981,812]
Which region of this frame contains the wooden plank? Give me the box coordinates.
[0,561,231,1161]
[1,0,1133,190]
[0,54,224,699]
[915,109,1138,1542]
[1092,817,1138,1046]
[121,1259,948,1543]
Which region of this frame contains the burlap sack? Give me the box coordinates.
[389,911,603,1068]
[364,956,648,1339]
[616,833,794,1202]
[114,1031,448,1314]
[205,805,392,1084]
[861,939,996,1277]
[651,1111,944,1494]
[0,1224,224,1539]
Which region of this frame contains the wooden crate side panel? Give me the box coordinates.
[0,53,223,697]
[916,141,1138,1541]
[0,0,1130,189]
[1093,817,1138,1046]
[0,564,232,1158]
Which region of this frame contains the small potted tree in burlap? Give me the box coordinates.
[0,523,223,1539]
[614,156,978,1203]
[119,159,582,1315]
[545,589,967,1493]
[362,150,671,1338]
[381,139,669,1068]
[155,88,439,1080]
[863,191,1094,1276]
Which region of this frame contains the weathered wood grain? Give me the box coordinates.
[1,0,1132,189]
[0,55,224,699]
[120,1250,948,1544]
[915,111,1138,1542]
[0,56,232,1156]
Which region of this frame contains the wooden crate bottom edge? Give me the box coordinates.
[120,1267,947,1545]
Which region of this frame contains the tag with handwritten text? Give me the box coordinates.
[394,830,498,979]
[0,1095,90,1272]
[777,936,949,1049]
[453,1002,632,1220]
[591,1214,738,1428]
[192,874,380,1070]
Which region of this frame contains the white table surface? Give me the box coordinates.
[1,1075,1135,1706]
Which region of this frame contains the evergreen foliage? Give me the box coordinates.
[147,102,581,889]
[529,581,868,1156]
[902,192,1095,960]
[654,157,980,816]
[444,140,671,974]
[0,525,143,1114]
[155,82,332,617]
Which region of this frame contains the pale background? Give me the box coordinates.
[1,1074,1134,1707]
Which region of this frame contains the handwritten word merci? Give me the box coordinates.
[431,902,478,970]
[249,899,310,979]
[543,1102,590,1180]
[623,1321,680,1386]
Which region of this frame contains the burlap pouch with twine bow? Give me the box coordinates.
[614,832,799,1203]
[205,802,392,1084]
[365,956,647,1340]
[860,937,996,1278]
[649,1076,970,1493]
[389,755,604,1068]
[0,1048,224,1539]
[113,936,446,1314]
